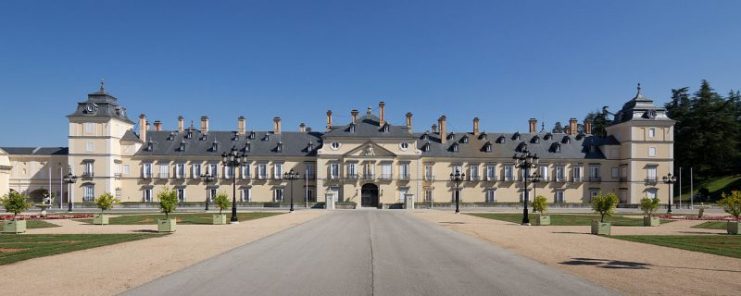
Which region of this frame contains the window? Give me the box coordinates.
[83,161,94,177]
[143,188,153,202]
[209,163,219,178]
[241,164,251,179]
[504,165,514,181]
[425,189,433,202]
[363,162,375,179]
[83,185,94,202]
[123,165,130,176]
[240,188,251,202]
[258,163,267,179]
[306,188,315,202]
[646,166,657,183]
[425,164,434,181]
[539,165,548,181]
[305,163,316,179]
[274,163,283,179]
[485,189,496,203]
[485,164,496,181]
[329,163,340,179]
[469,164,479,181]
[347,163,357,178]
[191,163,201,179]
[86,141,94,152]
[381,163,392,180]
[142,163,152,178]
[648,128,656,138]
[274,188,284,202]
[590,190,599,201]
[589,166,600,182]
[330,142,341,150]
[208,188,217,202]
[646,188,657,199]
[159,164,169,179]
[176,188,185,202]
[175,163,185,179]
[648,147,656,157]
[224,165,234,179]
[399,142,409,151]
[399,187,409,202]
[399,163,410,180]
[115,188,122,199]
[555,191,565,204]
[452,164,463,176]
[555,165,565,182]
[84,123,95,134]
[611,167,619,179]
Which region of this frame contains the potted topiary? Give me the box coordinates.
[717,191,741,235]
[532,195,550,225]
[93,192,119,225]
[157,187,178,232]
[591,192,618,235]
[212,192,229,225]
[1,191,32,234]
[640,196,660,227]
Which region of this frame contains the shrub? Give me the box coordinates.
[213,192,230,214]
[591,192,619,223]
[717,191,741,221]
[532,195,548,215]
[639,196,660,217]
[94,192,119,212]
[1,191,31,220]
[157,187,178,219]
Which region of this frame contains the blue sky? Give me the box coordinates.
[1,0,739,146]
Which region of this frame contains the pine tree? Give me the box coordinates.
[552,122,564,133]
[584,111,608,136]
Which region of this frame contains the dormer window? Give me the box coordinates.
[496,135,506,144]
[479,132,487,140]
[145,141,154,152]
[186,129,193,139]
[249,131,256,139]
[232,131,239,141]
[447,132,455,140]
[512,132,520,141]
[178,141,186,152]
[421,142,431,152]
[576,133,585,141]
[276,141,283,153]
[460,135,469,144]
[307,141,315,151]
[550,142,561,153]
[544,133,553,141]
[167,132,176,141]
[562,136,571,144]
[211,141,219,152]
[262,134,270,141]
[531,135,540,144]
[421,132,429,140]
[243,142,251,153]
[483,141,493,152]
[399,142,409,151]
[450,143,459,152]
[348,123,356,133]
[516,142,528,152]
[381,123,390,133]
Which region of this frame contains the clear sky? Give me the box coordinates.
[1,0,739,147]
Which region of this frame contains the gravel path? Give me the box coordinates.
[0,210,324,296]
[413,210,741,296]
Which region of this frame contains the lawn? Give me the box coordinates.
[0,233,163,265]
[611,235,741,259]
[693,221,734,230]
[0,220,60,229]
[469,213,672,226]
[76,212,282,225]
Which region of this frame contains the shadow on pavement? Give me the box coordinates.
[560,258,651,269]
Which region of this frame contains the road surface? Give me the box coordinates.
[124,210,614,296]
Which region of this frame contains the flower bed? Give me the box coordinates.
[655,214,735,221]
[1,213,94,220]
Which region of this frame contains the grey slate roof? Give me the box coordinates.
[0,147,68,155]
[611,85,671,125]
[120,130,142,143]
[323,113,416,139]
[415,131,618,160]
[67,85,134,124]
[135,129,323,157]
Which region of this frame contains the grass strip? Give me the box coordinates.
[610,235,741,259]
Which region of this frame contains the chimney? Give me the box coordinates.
[138,114,147,142]
[438,115,447,144]
[299,122,306,133]
[528,118,537,133]
[473,117,480,136]
[238,116,246,136]
[351,109,359,124]
[568,118,578,135]
[405,112,413,133]
[326,110,333,131]
[153,120,162,131]
[200,116,209,135]
[273,117,282,135]
[584,119,592,134]
[379,101,386,126]
[177,116,184,133]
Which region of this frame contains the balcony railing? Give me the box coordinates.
[241,174,252,180]
[501,176,515,182]
[379,174,392,180]
[553,176,566,182]
[329,175,340,180]
[141,173,152,179]
[347,174,359,180]
[424,175,435,181]
[81,172,94,178]
[571,176,583,183]
[588,177,601,183]
[484,175,496,182]
[114,173,122,179]
[644,178,658,185]
[363,173,375,180]
[158,173,169,179]
[469,175,480,182]
[399,174,410,181]
[256,174,267,180]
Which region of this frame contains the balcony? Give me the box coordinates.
[273,175,283,180]
[81,172,94,179]
[571,176,583,183]
[553,176,566,182]
[141,173,152,180]
[256,174,267,180]
[379,174,392,181]
[158,173,169,179]
[501,176,515,182]
[468,175,480,182]
[329,175,340,180]
[619,177,628,182]
[399,174,410,181]
[363,174,375,180]
[588,177,601,183]
[424,175,435,181]
[644,178,658,185]
[484,175,496,182]
[346,174,359,180]
[114,173,122,179]
[240,175,252,180]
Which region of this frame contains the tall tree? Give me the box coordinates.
[584,110,608,136]
[552,122,564,133]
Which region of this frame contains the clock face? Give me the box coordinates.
[85,105,95,113]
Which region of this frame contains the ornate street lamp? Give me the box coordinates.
[449,169,465,214]
[513,149,539,225]
[283,169,301,212]
[662,172,677,214]
[222,147,248,224]
[63,171,78,212]
[202,172,215,211]
[531,171,541,200]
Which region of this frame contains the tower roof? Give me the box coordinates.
[67,82,133,124]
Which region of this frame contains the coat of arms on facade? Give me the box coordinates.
[363,145,375,157]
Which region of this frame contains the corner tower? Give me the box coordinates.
[67,82,134,203]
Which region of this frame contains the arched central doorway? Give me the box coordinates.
[361,183,379,208]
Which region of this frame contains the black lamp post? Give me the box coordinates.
[283,169,300,212]
[662,172,677,214]
[63,172,78,212]
[449,169,465,214]
[513,149,539,225]
[222,147,247,224]
[531,171,541,199]
[202,173,215,211]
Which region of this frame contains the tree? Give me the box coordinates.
[640,196,660,217]
[591,192,618,223]
[213,192,230,214]
[157,187,178,219]
[1,191,32,220]
[552,122,564,133]
[584,111,608,136]
[717,191,741,221]
[94,192,119,213]
[532,195,548,215]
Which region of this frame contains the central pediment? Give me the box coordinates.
[344,141,396,158]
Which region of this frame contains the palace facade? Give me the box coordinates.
[0,84,674,207]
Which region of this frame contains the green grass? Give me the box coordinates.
[76,212,282,225]
[677,175,741,202]
[469,213,672,226]
[1,220,60,229]
[611,235,741,259]
[0,233,163,265]
[693,221,733,230]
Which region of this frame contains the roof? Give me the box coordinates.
[120,130,142,143]
[415,131,618,160]
[610,84,672,125]
[323,113,415,139]
[0,147,69,155]
[67,83,134,124]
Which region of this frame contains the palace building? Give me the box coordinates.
[0,84,674,208]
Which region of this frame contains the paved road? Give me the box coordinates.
[124,210,615,296]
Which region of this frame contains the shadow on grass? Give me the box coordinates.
[551,231,588,234]
[676,231,725,235]
[133,229,160,233]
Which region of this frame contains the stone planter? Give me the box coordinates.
[535,215,551,226]
[93,213,109,225]
[591,220,611,235]
[643,216,660,227]
[213,214,227,225]
[2,220,26,234]
[728,221,740,235]
[157,218,176,232]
